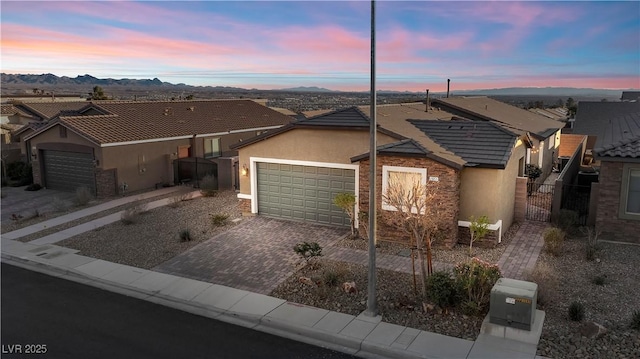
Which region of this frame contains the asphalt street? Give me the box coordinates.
[1,263,357,359]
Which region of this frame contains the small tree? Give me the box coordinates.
[89,85,108,100]
[383,177,442,295]
[333,192,357,236]
[468,215,490,256]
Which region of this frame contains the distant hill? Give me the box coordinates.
[277,86,334,92]
[1,73,634,99]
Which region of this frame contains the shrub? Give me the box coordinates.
[568,301,585,321]
[211,213,229,227]
[51,196,69,212]
[556,209,579,234]
[426,271,459,309]
[543,227,565,256]
[294,242,323,265]
[525,164,542,181]
[453,258,501,316]
[581,226,601,261]
[468,215,490,256]
[322,270,341,287]
[179,229,192,242]
[592,274,606,286]
[524,261,558,308]
[24,183,42,191]
[631,310,640,330]
[6,161,26,180]
[121,203,148,225]
[73,187,93,206]
[199,174,218,197]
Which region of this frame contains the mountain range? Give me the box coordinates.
[1,73,633,98]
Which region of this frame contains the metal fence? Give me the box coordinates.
[560,184,591,225]
[173,157,218,189]
[526,182,554,222]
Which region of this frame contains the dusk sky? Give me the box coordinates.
[2,1,639,92]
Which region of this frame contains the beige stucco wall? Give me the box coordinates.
[459,142,526,231]
[29,125,102,160]
[237,128,398,195]
[102,138,191,192]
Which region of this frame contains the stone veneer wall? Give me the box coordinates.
[358,155,461,248]
[95,168,117,198]
[595,161,640,244]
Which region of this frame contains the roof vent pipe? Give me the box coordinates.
[425,89,430,112]
[447,79,450,98]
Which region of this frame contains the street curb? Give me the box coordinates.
[1,253,423,359]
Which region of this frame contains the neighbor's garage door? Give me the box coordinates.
[257,162,355,227]
[42,150,96,194]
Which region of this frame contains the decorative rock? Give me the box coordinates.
[342,281,358,294]
[580,321,607,339]
[423,302,435,312]
[299,277,316,287]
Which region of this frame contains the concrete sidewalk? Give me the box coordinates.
[2,186,189,242]
[1,238,548,359]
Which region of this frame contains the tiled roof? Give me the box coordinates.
[16,101,91,120]
[298,107,371,127]
[594,112,640,159]
[573,101,640,137]
[621,91,640,102]
[432,97,564,139]
[27,100,294,145]
[408,120,517,168]
[1,104,17,115]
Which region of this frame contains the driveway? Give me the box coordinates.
[153,216,349,294]
[1,186,72,224]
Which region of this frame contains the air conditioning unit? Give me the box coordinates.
[489,278,537,331]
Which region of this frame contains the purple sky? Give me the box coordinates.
[2,1,639,92]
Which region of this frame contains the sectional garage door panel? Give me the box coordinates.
[257,162,355,227]
[43,150,96,194]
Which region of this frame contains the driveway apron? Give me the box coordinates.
[153,217,349,295]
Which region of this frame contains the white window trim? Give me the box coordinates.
[381,165,427,212]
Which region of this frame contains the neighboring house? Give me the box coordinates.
[573,101,640,150]
[621,91,640,102]
[432,96,564,179]
[592,112,640,244]
[233,103,527,248]
[23,99,293,197]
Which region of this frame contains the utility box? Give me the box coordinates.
[490,278,537,331]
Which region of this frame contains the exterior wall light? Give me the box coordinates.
[241,164,249,177]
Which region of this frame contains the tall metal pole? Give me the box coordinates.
[365,0,378,317]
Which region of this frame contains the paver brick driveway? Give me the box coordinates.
[153,216,349,294]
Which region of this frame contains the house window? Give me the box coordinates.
[621,166,640,219]
[204,138,221,158]
[381,165,427,212]
[518,157,525,177]
[59,126,67,138]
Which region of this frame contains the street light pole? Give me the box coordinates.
[365,0,378,317]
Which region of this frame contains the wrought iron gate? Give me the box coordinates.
[526,182,554,222]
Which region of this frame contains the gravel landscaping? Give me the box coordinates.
[532,236,640,359]
[58,190,241,269]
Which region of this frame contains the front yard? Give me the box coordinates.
[39,192,639,358]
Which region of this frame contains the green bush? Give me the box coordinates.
[426,271,459,309]
[556,209,579,233]
[592,274,606,286]
[322,270,341,287]
[179,229,192,242]
[199,174,218,197]
[525,164,542,180]
[568,301,585,321]
[543,227,565,256]
[453,258,501,316]
[294,242,323,264]
[631,310,640,330]
[73,187,93,206]
[211,213,229,227]
[6,161,26,180]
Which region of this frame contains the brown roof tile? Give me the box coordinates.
[43,99,293,145]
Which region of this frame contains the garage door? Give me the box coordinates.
[257,162,355,226]
[43,150,96,194]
